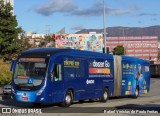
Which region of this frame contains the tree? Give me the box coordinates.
[42,34,55,47]
[17,31,32,52]
[0,0,22,61]
[113,45,125,55]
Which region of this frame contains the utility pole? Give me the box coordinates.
[103,0,107,53]
[122,28,125,55]
[120,27,128,55]
[45,25,52,35]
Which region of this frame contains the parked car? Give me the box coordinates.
[3,83,12,95]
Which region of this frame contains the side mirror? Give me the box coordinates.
[10,60,17,73]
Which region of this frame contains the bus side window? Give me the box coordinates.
[51,64,62,82]
[76,60,85,78]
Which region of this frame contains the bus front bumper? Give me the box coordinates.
[13,90,45,103]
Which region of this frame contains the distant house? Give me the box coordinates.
[25,32,45,47]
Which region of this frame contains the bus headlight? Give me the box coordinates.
[11,87,15,94]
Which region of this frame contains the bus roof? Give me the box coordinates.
[19,48,149,63]
[19,48,70,58]
[122,55,149,63]
[19,48,113,58]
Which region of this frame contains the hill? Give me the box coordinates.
[76,25,160,37]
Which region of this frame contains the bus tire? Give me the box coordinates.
[101,88,108,102]
[61,91,73,107]
[133,87,139,98]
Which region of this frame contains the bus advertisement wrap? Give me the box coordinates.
[122,59,150,96]
[89,60,112,78]
[11,48,150,107]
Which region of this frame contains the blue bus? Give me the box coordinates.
[11,48,150,107]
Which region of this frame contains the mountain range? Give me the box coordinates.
[75,25,160,37]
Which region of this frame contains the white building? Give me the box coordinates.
[25,31,45,39]
[25,31,46,46]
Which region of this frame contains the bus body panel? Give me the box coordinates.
[121,56,150,96]
[11,48,150,104]
[14,90,41,103]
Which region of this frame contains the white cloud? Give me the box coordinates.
[70,2,103,17]
[108,8,134,15]
[35,0,140,17]
[35,0,77,16]
[137,13,159,17]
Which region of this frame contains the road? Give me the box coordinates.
[0,78,160,116]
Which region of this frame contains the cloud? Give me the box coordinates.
[71,25,84,31]
[35,0,140,17]
[35,0,77,16]
[107,8,134,15]
[70,2,139,17]
[151,18,158,21]
[107,5,141,16]
[70,2,103,17]
[137,13,159,17]
[138,21,142,24]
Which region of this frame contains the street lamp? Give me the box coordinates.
[103,0,107,53]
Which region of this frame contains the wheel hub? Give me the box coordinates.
[104,92,107,100]
[66,95,71,104]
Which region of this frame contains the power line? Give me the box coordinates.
[45,25,53,35]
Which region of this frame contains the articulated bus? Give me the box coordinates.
[11,48,150,107]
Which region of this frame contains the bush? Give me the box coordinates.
[0,59,12,86]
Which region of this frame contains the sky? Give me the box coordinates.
[14,0,160,34]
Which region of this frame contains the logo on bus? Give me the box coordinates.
[86,80,94,84]
[92,60,110,68]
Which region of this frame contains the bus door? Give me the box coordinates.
[121,61,130,96]
[121,60,137,96]
[74,59,86,100]
[50,63,64,102]
[63,57,84,100]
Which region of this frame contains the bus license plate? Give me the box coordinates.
[22,96,28,100]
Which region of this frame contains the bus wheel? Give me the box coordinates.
[101,89,108,102]
[61,91,73,107]
[133,87,139,98]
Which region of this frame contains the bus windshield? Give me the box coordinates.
[13,58,48,88]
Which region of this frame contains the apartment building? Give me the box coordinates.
[55,34,158,63]
[106,36,158,63]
